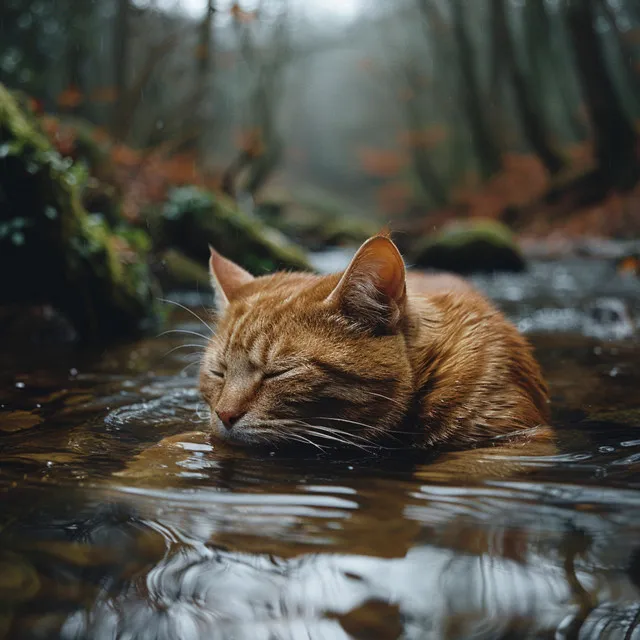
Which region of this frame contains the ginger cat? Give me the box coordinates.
[199,234,550,450]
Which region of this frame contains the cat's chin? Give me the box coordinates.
[210,425,267,447]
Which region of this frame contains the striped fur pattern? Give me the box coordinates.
[199,236,550,449]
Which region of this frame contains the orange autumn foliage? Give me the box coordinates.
[398,126,448,149]
[42,115,222,223]
[357,147,406,178]
[234,128,265,157]
[56,86,83,109]
[230,3,257,23]
[376,181,412,215]
[90,87,118,103]
[454,153,550,219]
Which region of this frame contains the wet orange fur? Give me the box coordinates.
[200,236,550,449]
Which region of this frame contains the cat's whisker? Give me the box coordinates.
[158,298,215,335]
[305,429,375,452]
[302,424,376,446]
[363,390,406,408]
[302,420,388,445]
[295,423,377,451]
[162,343,207,358]
[291,420,369,442]
[312,416,386,434]
[285,432,327,452]
[178,359,203,378]
[158,329,211,341]
[300,422,405,451]
[313,416,415,439]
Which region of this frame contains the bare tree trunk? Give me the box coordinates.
[112,34,177,142]
[523,0,586,142]
[193,0,216,155]
[450,0,502,180]
[596,0,640,107]
[401,69,448,207]
[198,0,215,82]
[226,0,291,198]
[112,0,131,138]
[492,0,564,174]
[566,0,639,190]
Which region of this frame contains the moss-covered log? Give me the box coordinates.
[159,186,311,274]
[409,219,527,274]
[0,84,160,342]
[255,199,378,252]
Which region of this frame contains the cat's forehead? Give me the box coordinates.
[226,273,335,321]
[212,273,339,359]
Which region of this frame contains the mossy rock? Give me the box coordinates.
[0,83,160,342]
[255,199,378,251]
[44,116,121,225]
[410,219,526,274]
[586,408,640,428]
[160,186,311,275]
[155,249,211,291]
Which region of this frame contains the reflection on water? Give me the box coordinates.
[2,258,640,639]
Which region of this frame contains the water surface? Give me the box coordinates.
[1,258,640,639]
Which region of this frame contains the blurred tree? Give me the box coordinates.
[62,0,95,118]
[522,0,586,143]
[222,0,292,198]
[397,63,448,207]
[112,0,132,137]
[195,0,217,155]
[565,0,639,191]
[449,0,502,180]
[491,0,564,175]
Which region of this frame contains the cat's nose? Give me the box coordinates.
[216,408,245,429]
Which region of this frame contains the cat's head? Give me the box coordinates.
[199,235,415,448]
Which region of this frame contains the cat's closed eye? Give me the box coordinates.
[263,367,295,380]
[210,369,225,379]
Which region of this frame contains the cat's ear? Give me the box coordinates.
[209,246,254,312]
[327,235,407,331]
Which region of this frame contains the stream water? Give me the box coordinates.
[1,254,640,639]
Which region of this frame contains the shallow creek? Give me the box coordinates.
[1,255,640,639]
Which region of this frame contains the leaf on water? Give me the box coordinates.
[0,410,42,433]
[0,551,40,603]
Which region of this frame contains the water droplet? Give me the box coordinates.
[599,446,615,453]
[44,206,58,220]
[15,381,25,389]
[69,368,78,376]
[46,461,53,467]
[35,404,41,408]
[594,346,602,355]
[347,465,354,470]
[609,367,619,377]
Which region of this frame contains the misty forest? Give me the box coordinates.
[4,2,640,639]
[2,0,640,340]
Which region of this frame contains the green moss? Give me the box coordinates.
[161,186,311,274]
[156,249,211,291]
[255,193,378,251]
[586,408,640,428]
[0,83,160,342]
[409,218,527,274]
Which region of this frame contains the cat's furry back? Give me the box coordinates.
[199,235,550,449]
